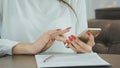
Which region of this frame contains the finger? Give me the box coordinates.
[46,30,61,40]
[71,41,79,49]
[51,27,71,39]
[67,44,77,52]
[74,38,92,52]
[70,35,87,48]
[59,27,71,35]
[55,34,67,42]
[46,30,60,35]
[68,35,86,52]
[87,32,95,47]
[52,27,71,37]
[46,27,71,36]
[75,38,87,47]
[70,35,93,53]
[71,40,86,52]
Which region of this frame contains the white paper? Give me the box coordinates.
[35,53,111,68]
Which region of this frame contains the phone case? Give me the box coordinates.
[77,28,101,43]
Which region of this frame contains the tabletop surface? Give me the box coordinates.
[0,54,120,68]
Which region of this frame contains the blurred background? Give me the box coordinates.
[86,0,119,19]
[86,0,120,54]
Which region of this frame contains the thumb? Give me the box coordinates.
[55,35,67,42]
[87,32,95,47]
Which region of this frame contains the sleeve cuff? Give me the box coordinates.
[0,39,19,55]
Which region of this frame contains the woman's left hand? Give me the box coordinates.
[66,32,95,53]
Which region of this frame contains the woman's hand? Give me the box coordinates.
[29,27,71,54]
[13,27,71,55]
[66,32,95,53]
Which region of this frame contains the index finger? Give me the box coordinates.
[59,27,71,34]
[51,27,71,39]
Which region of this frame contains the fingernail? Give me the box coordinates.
[64,41,66,45]
[87,32,91,36]
[66,39,70,45]
[68,36,73,41]
[56,29,61,31]
[71,35,76,40]
[66,27,72,30]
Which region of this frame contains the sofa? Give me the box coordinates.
[95,7,120,20]
[88,19,120,54]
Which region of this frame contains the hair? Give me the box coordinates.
[58,0,79,23]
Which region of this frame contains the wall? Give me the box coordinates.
[119,0,120,6]
[86,0,119,19]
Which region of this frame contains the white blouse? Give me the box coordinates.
[0,0,87,55]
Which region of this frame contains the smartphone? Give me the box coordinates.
[77,28,101,43]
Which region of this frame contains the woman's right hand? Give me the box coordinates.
[13,27,71,55]
[32,28,71,53]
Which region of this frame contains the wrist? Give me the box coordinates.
[30,43,44,54]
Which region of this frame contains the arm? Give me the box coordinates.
[13,28,71,55]
[0,28,70,56]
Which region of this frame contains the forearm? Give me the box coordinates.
[12,43,41,55]
[12,28,70,55]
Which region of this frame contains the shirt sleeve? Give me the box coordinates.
[0,0,19,56]
[67,0,88,35]
[0,39,19,56]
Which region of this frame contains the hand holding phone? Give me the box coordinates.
[77,28,101,43]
